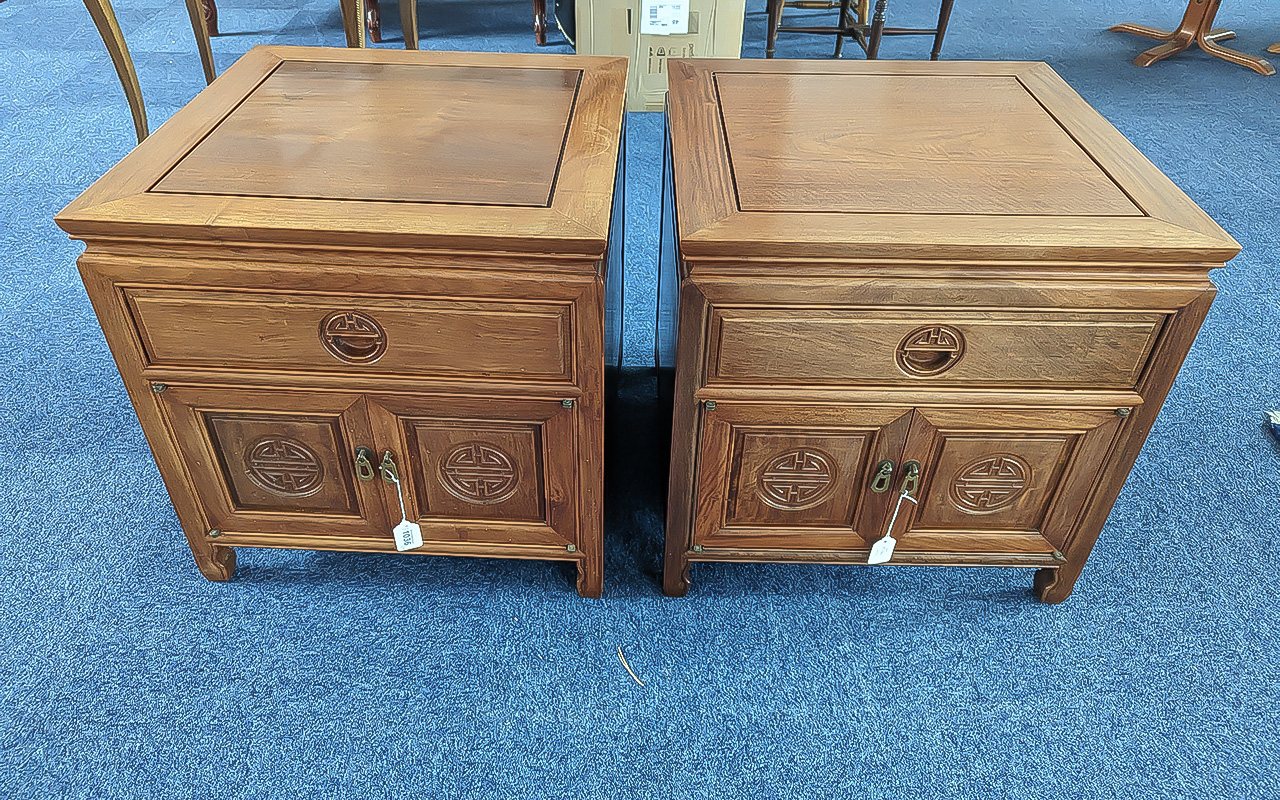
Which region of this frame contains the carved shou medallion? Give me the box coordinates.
[319,310,387,364]
[896,325,966,376]
[758,448,837,510]
[439,442,520,504]
[244,436,325,497]
[950,454,1031,513]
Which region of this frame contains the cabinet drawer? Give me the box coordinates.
[707,309,1164,389]
[124,287,573,382]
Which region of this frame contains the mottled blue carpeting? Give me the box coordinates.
[2,0,1279,796]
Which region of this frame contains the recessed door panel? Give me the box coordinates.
[693,402,914,550]
[900,408,1122,553]
[158,386,388,537]
[369,396,576,548]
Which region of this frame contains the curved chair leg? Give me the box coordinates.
[183,0,216,84]
[866,0,887,58]
[340,0,367,46]
[82,0,148,143]
[1270,43,1280,54]
[930,0,954,60]
[400,0,418,49]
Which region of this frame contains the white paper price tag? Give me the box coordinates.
[393,519,423,552]
[642,0,687,34]
[867,535,896,565]
[867,490,917,566]
[381,456,424,552]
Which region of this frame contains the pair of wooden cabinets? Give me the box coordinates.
[57,49,1238,602]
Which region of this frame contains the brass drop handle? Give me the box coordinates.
[379,451,400,483]
[319,311,387,364]
[896,326,965,377]
[354,447,376,482]
[870,459,895,493]
[900,461,921,497]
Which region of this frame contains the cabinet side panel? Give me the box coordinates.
[603,114,626,372]
[656,114,681,373]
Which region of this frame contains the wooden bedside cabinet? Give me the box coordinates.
[56,47,627,597]
[658,59,1239,602]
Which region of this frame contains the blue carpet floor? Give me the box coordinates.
[2,0,1279,796]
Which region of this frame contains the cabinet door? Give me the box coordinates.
[367,396,578,548]
[897,407,1122,557]
[691,402,914,550]
[158,386,390,538]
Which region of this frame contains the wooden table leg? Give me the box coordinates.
[82,0,148,142]
[183,0,216,85]
[1111,0,1275,75]
[533,0,547,46]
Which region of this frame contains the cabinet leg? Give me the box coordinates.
[662,552,690,597]
[575,558,602,599]
[1033,564,1080,604]
[194,544,237,582]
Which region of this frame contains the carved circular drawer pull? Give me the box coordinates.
[896,325,966,377]
[319,310,387,364]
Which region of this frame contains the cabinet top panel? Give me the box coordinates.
[666,59,1238,264]
[57,47,627,258]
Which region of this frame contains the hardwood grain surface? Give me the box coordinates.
[666,58,1240,263]
[154,62,581,206]
[716,73,1141,217]
[57,46,628,259]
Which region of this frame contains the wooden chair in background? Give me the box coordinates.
[766,0,956,60]
[80,0,407,144]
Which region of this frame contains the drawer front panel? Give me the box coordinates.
[708,309,1164,389]
[125,288,573,381]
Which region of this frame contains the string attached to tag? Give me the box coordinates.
[380,453,423,552]
[868,488,917,565]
